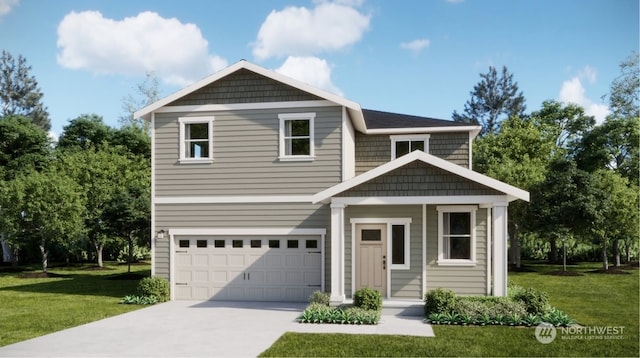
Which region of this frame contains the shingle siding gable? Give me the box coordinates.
[338,161,502,197]
[168,69,323,106]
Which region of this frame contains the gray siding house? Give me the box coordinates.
[135,60,529,303]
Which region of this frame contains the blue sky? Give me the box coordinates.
[1,0,638,138]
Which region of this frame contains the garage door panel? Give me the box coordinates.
[175,235,322,302]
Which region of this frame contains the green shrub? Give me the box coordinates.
[119,295,158,305]
[353,287,382,311]
[137,276,169,302]
[297,303,380,325]
[424,288,456,315]
[309,291,330,306]
[510,286,551,315]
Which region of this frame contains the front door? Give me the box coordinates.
[355,224,387,296]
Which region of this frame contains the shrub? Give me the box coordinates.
[137,276,170,302]
[353,287,382,311]
[424,288,456,315]
[309,291,330,306]
[298,304,380,325]
[510,285,551,315]
[119,295,158,305]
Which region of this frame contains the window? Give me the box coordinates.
[214,240,225,248]
[391,225,405,265]
[390,135,429,159]
[437,206,477,266]
[179,240,189,248]
[305,239,318,249]
[250,240,261,248]
[196,240,207,248]
[287,240,299,249]
[179,116,214,163]
[269,240,280,248]
[232,240,243,248]
[279,113,315,160]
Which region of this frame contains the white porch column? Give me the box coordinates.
[330,203,346,303]
[492,202,509,297]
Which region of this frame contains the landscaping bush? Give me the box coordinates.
[509,285,551,315]
[119,295,158,305]
[136,276,169,302]
[309,290,330,306]
[353,287,382,311]
[424,288,456,315]
[298,303,380,325]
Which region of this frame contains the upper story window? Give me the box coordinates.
[390,135,430,159]
[179,116,214,164]
[437,205,477,266]
[279,112,315,161]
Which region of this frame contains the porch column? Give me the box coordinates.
[492,202,508,296]
[330,203,346,303]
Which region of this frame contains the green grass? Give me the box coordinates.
[0,262,150,347]
[261,262,639,357]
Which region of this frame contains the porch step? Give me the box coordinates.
[382,300,424,317]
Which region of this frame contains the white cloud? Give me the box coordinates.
[0,0,18,18]
[56,11,228,86]
[558,67,610,123]
[400,38,430,53]
[275,56,342,96]
[48,130,58,144]
[252,1,370,61]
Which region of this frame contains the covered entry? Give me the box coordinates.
[168,228,325,302]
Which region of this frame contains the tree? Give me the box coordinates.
[0,115,51,181]
[56,146,136,267]
[452,66,526,136]
[57,114,114,151]
[112,125,151,159]
[603,52,639,119]
[120,71,160,132]
[474,115,555,267]
[0,169,84,272]
[0,51,50,131]
[104,155,150,273]
[532,100,595,151]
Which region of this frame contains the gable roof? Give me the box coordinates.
[312,150,529,204]
[134,60,481,136]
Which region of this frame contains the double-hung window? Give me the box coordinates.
[437,205,477,266]
[179,116,214,163]
[279,113,315,161]
[391,135,429,159]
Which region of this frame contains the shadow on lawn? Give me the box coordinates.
[0,271,147,298]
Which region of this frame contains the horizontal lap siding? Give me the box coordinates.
[154,106,343,197]
[344,205,423,299]
[426,205,488,295]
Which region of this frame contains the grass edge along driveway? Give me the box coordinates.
[260,262,639,357]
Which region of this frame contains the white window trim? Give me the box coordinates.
[436,205,477,266]
[390,134,430,159]
[178,116,214,164]
[278,112,316,161]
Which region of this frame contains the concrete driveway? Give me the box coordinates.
[0,300,433,357]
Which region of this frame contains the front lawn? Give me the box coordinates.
[0,262,150,347]
[261,262,639,357]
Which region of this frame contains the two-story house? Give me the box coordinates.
[135,60,529,303]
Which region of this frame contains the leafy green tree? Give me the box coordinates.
[57,114,114,151]
[112,125,151,159]
[56,146,141,267]
[452,66,526,136]
[0,51,50,131]
[0,169,84,272]
[0,115,51,181]
[474,115,555,267]
[532,100,595,151]
[104,155,150,273]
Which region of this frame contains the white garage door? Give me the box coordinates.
[173,235,322,302]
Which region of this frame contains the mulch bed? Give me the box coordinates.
[544,270,584,276]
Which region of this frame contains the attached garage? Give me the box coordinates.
[169,229,325,302]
